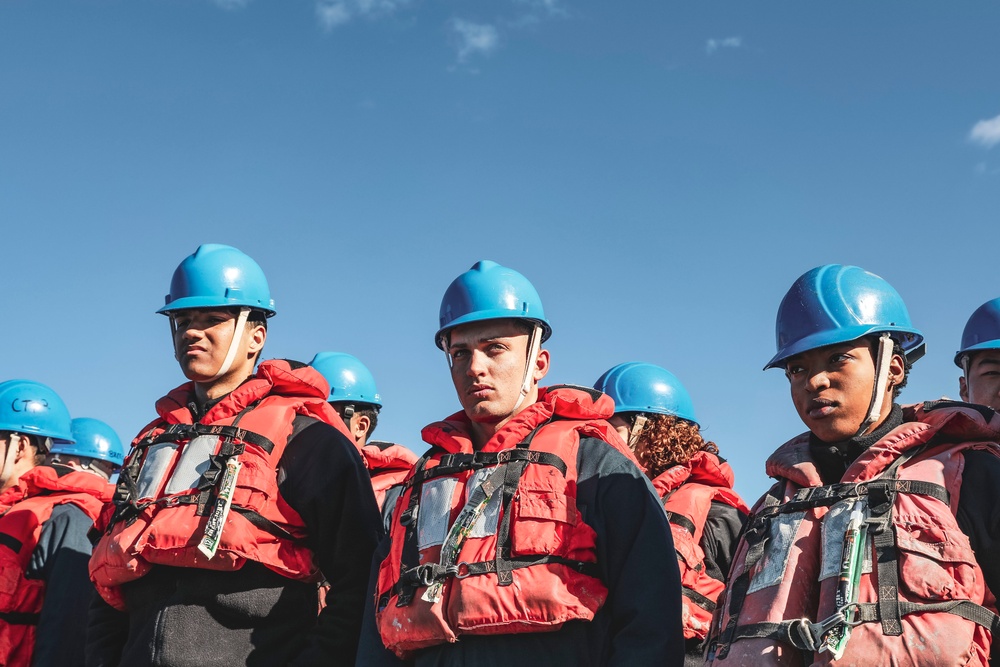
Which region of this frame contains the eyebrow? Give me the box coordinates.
[448,334,510,350]
[975,356,1000,367]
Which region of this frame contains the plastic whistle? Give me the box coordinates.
[198,457,242,559]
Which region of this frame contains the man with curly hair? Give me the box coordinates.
[595,362,749,666]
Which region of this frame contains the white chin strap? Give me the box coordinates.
[858,334,894,436]
[628,414,648,451]
[0,433,21,489]
[211,307,251,381]
[512,325,543,413]
[961,354,971,393]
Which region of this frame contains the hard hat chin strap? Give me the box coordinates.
[0,433,21,489]
[857,334,894,437]
[628,414,648,451]
[512,325,542,413]
[210,307,251,381]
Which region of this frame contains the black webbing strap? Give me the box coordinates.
[666,511,697,537]
[0,532,23,554]
[713,485,784,659]
[394,554,601,595]
[868,446,926,637]
[146,421,275,455]
[0,611,40,625]
[402,449,568,490]
[725,598,1000,651]
[682,586,717,612]
[231,506,298,541]
[750,479,949,520]
[394,456,428,607]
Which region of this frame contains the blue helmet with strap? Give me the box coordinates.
[955,298,1000,368]
[594,362,699,426]
[157,244,276,316]
[435,260,551,350]
[765,264,924,370]
[50,418,126,467]
[0,380,74,444]
[309,352,382,407]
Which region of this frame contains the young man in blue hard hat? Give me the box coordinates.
[86,244,383,667]
[707,265,1000,667]
[309,352,417,514]
[0,383,116,667]
[356,260,683,666]
[956,298,1000,412]
[594,362,748,667]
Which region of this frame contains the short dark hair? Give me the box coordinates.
[334,403,380,438]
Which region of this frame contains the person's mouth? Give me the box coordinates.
[807,398,837,419]
[468,384,493,399]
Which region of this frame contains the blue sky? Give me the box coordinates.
[2,0,999,502]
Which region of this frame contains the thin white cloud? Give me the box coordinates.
[513,0,566,16]
[451,19,499,63]
[315,0,411,30]
[706,36,742,55]
[969,113,1000,149]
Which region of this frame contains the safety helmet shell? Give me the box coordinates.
[955,297,1000,367]
[157,244,276,316]
[50,418,126,467]
[0,380,74,444]
[765,264,924,370]
[435,260,552,349]
[309,352,382,407]
[594,362,699,426]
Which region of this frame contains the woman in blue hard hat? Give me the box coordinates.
[87,244,383,667]
[357,260,682,667]
[594,362,748,667]
[707,264,1000,667]
[956,297,1000,412]
[0,384,116,667]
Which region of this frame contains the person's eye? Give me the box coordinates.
[785,365,803,378]
[487,343,506,354]
[830,353,851,364]
[451,349,469,360]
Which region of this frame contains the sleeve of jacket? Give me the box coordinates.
[29,504,100,667]
[701,501,748,584]
[354,530,411,667]
[278,419,385,667]
[576,436,685,666]
[85,594,129,667]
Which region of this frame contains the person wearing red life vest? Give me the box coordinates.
[956,298,1000,412]
[356,260,683,667]
[594,362,749,666]
[0,383,119,667]
[86,244,383,667]
[309,352,418,515]
[707,264,1000,667]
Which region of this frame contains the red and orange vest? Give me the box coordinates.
[709,402,1000,667]
[652,451,748,641]
[90,360,348,611]
[362,442,419,511]
[0,466,112,667]
[375,385,638,658]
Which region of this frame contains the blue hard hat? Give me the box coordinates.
[765,264,924,370]
[955,298,1000,367]
[435,260,551,349]
[309,352,382,407]
[0,380,74,444]
[157,244,276,316]
[594,362,699,426]
[50,418,126,467]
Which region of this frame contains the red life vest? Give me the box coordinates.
[361,442,418,511]
[90,359,350,611]
[0,466,112,667]
[652,451,749,641]
[374,385,640,659]
[709,401,1000,667]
